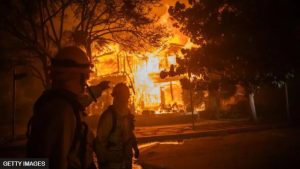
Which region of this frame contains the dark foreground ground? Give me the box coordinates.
[1,128,300,169]
[136,128,300,169]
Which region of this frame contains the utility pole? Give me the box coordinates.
[12,69,16,142]
[285,82,290,121]
[12,69,27,142]
[188,69,195,130]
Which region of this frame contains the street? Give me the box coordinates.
[136,128,300,169]
[1,128,300,169]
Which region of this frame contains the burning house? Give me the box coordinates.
[85,10,207,116]
[87,43,188,115]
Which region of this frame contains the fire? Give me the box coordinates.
[184,40,194,49]
[134,54,161,107]
[168,56,176,65]
[87,5,204,114]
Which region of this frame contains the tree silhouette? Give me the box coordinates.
[162,0,299,122]
[0,0,73,89]
[0,0,171,89]
[67,0,171,63]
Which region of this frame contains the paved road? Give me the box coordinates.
[1,128,299,169]
[136,128,300,169]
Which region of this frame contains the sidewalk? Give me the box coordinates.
[136,121,295,144]
[1,118,295,150]
[134,119,252,138]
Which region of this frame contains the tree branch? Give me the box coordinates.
[81,1,86,31]
[45,24,51,50]
[91,26,124,36]
[92,37,134,50]
[45,1,59,47]
[1,20,33,46]
[43,0,71,24]
[25,10,38,42]
[39,0,47,48]
[89,6,109,32]
[85,0,99,32]
[111,33,137,52]
[59,0,65,45]
[90,16,123,31]
[95,29,139,40]
[12,6,35,40]
[28,65,46,88]
[44,27,57,45]
[4,10,31,41]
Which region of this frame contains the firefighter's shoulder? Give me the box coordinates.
[99,107,113,122]
[43,98,76,121]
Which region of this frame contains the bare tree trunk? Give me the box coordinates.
[248,93,258,123]
[188,70,195,130]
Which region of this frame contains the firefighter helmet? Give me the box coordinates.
[111,83,130,101]
[47,46,93,73]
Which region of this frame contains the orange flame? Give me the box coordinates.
[88,6,201,113]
